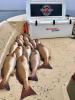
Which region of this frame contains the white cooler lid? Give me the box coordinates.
[28,18,72,24]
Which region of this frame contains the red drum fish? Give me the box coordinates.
[16,55,36,99]
[35,39,52,69]
[29,50,40,81]
[0,53,16,90]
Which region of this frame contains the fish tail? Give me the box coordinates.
[0,81,10,91]
[0,80,5,89]
[28,74,38,81]
[20,85,36,99]
[39,63,52,69]
[4,82,10,91]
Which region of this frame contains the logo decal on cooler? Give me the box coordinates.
[46,28,60,32]
[41,5,54,16]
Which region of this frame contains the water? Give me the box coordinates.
[0,10,26,21]
[66,10,75,17]
[0,10,75,21]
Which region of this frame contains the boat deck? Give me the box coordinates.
[0,15,75,100]
[1,37,75,100]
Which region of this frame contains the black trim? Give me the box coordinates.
[35,20,38,26]
[30,4,62,17]
[69,19,72,24]
[53,20,55,25]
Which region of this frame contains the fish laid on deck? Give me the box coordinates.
[16,55,36,99]
[0,53,16,90]
[29,49,40,81]
[35,39,52,69]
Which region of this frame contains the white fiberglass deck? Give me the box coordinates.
[0,14,75,100]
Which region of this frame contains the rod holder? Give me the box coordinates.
[35,20,38,26]
[53,20,55,25]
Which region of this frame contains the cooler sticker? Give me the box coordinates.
[46,28,60,32]
[40,5,54,16]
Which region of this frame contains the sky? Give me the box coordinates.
[0,0,75,11]
[0,0,26,10]
[66,0,75,10]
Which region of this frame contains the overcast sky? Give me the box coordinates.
[0,0,75,11]
[66,0,75,10]
[0,0,26,10]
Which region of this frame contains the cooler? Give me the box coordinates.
[26,0,74,39]
[28,18,73,39]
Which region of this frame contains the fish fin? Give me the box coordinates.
[72,74,75,80]
[0,81,10,91]
[4,82,10,91]
[38,63,52,69]
[29,62,32,71]
[20,86,36,99]
[0,80,4,89]
[49,56,51,60]
[28,74,38,81]
[41,58,44,61]
[10,70,15,77]
[10,73,14,77]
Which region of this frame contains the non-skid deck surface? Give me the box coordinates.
[0,38,75,100]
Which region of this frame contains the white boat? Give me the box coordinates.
[0,0,75,100]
